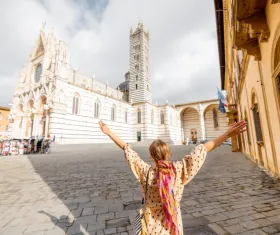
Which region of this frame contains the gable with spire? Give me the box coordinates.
[31,31,46,61]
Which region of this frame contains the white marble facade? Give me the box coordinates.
[9,23,228,144]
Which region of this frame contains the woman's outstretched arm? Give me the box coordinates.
[98,120,126,149]
[205,120,247,152]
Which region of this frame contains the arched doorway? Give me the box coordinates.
[190,128,198,142]
[251,92,264,166]
[181,107,200,144]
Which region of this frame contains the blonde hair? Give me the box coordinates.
[149,140,171,163]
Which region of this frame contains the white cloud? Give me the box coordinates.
[0,0,220,106]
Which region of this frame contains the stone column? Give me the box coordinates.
[198,103,206,141]
[32,113,38,136]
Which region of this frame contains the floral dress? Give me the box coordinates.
[124,144,208,235]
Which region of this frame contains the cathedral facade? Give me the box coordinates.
[9,23,228,144]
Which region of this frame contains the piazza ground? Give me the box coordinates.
[0,144,280,235]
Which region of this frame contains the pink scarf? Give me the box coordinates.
[157,161,179,235]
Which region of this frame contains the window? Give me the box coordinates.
[136,84,138,90]
[137,109,141,123]
[81,80,87,88]
[213,108,219,128]
[94,100,100,118]
[276,74,280,95]
[136,75,138,81]
[273,36,280,117]
[72,94,80,115]
[245,117,251,145]
[151,110,154,124]
[111,105,116,121]
[160,111,165,125]
[252,105,263,142]
[35,64,42,82]
[58,90,64,103]
[134,55,139,61]
[170,113,173,125]
[147,85,149,91]
[125,110,128,124]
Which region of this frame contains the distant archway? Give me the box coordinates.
[181,107,200,144]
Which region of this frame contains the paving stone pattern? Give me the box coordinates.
[0,144,280,235]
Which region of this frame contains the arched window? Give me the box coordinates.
[213,108,219,128]
[58,90,64,103]
[252,94,263,142]
[81,79,87,88]
[273,36,280,112]
[94,100,100,118]
[151,110,154,124]
[273,36,280,71]
[160,110,165,125]
[137,109,141,124]
[72,94,80,115]
[35,64,42,82]
[244,110,251,145]
[111,105,116,121]
[125,109,128,124]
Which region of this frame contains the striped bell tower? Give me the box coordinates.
[128,22,152,103]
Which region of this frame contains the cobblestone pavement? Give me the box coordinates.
[0,144,280,235]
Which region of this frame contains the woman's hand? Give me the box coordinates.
[98,120,126,149]
[98,120,111,135]
[225,120,247,138]
[205,120,247,152]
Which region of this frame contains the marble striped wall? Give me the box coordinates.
[204,104,228,140]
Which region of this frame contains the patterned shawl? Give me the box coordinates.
[157,160,179,235]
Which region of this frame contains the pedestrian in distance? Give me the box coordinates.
[99,119,247,235]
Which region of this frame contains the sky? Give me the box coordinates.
[0,0,221,107]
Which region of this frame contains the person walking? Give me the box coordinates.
[98,120,247,235]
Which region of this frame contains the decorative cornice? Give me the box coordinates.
[175,98,219,107]
[234,1,269,60]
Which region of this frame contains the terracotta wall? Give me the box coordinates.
[236,3,280,177]
[0,108,10,132]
